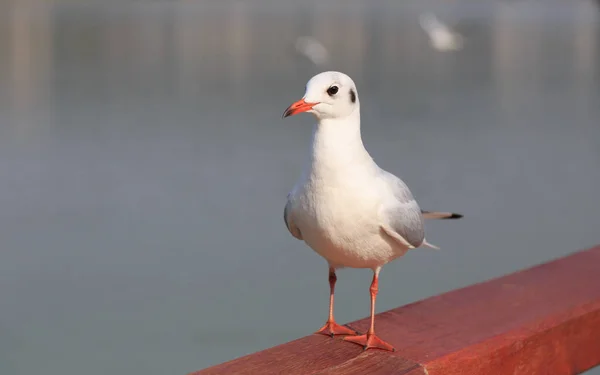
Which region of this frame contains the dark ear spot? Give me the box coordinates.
[349,89,356,103]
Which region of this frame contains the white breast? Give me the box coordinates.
[287,115,411,269]
[290,163,408,269]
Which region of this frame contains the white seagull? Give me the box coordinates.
[295,36,330,66]
[282,71,462,351]
[419,12,464,52]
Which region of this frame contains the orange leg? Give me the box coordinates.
[344,268,395,351]
[315,267,357,337]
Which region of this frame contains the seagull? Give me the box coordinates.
[295,36,330,66]
[419,12,464,52]
[282,71,462,351]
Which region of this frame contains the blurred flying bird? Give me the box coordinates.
[294,36,330,66]
[419,12,464,51]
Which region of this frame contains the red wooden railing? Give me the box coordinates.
[191,245,600,375]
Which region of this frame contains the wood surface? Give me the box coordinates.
[191,245,600,374]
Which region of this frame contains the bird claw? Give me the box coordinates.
[315,321,357,337]
[344,333,395,352]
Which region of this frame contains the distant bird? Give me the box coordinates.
[282,71,462,351]
[419,12,464,51]
[294,36,330,66]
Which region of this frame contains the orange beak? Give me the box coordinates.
[282,99,318,118]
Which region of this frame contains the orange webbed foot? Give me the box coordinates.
[343,333,395,351]
[315,321,357,337]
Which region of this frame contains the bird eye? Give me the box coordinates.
[327,86,339,96]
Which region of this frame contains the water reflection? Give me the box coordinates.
[4,1,599,130]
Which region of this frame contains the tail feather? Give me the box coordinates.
[421,239,440,250]
[421,210,463,220]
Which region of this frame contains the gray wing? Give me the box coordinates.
[283,194,302,240]
[379,171,425,248]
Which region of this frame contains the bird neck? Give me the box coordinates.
[308,111,372,174]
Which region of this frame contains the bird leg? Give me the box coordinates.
[315,267,357,336]
[344,269,395,351]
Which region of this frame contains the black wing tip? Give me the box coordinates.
[421,210,463,219]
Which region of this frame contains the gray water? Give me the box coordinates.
[1,1,599,374]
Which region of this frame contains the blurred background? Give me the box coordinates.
[1,0,599,374]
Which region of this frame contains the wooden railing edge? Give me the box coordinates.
[191,245,600,375]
